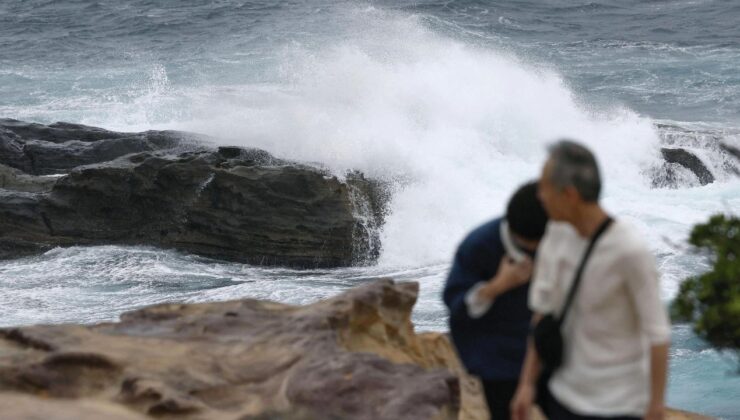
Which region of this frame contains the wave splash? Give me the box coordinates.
[9,7,738,270]
[149,9,666,267]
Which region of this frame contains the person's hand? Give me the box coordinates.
[510,383,535,420]
[496,255,533,289]
[644,401,665,420]
[478,256,533,301]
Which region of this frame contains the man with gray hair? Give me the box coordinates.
[511,140,670,420]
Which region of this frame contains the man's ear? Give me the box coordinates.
[563,185,581,204]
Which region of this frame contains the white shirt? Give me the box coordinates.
[465,281,493,318]
[529,220,671,416]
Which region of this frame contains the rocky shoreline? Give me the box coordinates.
[2,118,739,266]
[0,119,386,267]
[0,119,731,418]
[0,280,711,420]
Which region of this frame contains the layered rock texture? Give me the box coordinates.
[0,280,461,420]
[0,280,712,420]
[0,119,385,267]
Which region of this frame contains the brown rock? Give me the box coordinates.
[0,393,147,420]
[0,280,459,420]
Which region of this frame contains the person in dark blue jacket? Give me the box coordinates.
[443,181,548,420]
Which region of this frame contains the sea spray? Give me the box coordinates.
[31,6,736,278]
[174,9,665,267]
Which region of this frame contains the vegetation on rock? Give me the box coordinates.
[672,214,740,368]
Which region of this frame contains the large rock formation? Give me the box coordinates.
[0,119,386,267]
[0,280,461,420]
[0,280,712,420]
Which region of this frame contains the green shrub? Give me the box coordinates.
[672,214,740,366]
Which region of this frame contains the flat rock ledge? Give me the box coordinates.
[0,280,711,420]
[0,119,386,267]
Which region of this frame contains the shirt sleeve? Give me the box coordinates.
[464,282,494,318]
[528,227,557,314]
[443,247,482,321]
[623,250,671,344]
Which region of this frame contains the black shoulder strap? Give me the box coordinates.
[558,216,613,324]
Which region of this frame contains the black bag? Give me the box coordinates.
[533,217,613,410]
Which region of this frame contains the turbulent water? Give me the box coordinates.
[1,0,739,417]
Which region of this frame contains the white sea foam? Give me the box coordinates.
[100,9,732,274]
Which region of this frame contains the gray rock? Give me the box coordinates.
[0,118,205,175]
[660,147,715,186]
[0,120,386,267]
[0,163,59,193]
[654,123,740,185]
[720,142,740,163]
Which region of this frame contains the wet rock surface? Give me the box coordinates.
[660,147,715,186]
[0,119,385,267]
[0,118,204,175]
[720,142,740,164]
[651,123,740,188]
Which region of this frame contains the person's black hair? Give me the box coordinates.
[506,181,548,240]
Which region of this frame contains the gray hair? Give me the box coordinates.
[546,140,602,202]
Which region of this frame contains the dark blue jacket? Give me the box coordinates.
[442,218,532,381]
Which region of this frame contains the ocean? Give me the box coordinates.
[0,0,739,417]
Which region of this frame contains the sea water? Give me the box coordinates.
[0,1,738,417]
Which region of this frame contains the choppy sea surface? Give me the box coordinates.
[1,1,739,417]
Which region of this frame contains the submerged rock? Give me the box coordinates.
[720,142,740,164]
[652,123,740,188]
[660,147,715,186]
[0,120,385,267]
